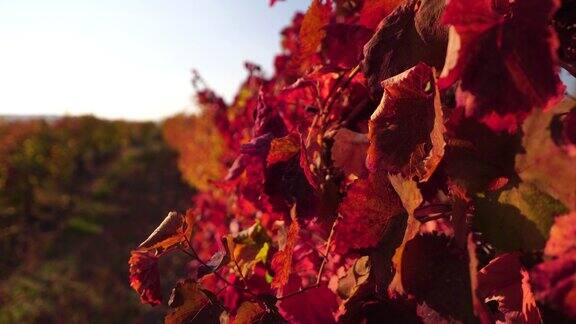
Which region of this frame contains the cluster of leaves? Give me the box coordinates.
[131,0,576,322]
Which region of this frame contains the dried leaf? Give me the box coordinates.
[367,63,445,181]
[165,279,221,324]
[138,211,186,252]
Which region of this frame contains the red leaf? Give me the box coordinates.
[440,0,565,132]
[478,253,542,323]
[401,234,474,322]
[278,275,338,323]
[299,0,332,71]
[362,0,447,97]
[367,62,445,181]
[129,251,162,306]
[322,23,373,69]
[531,212,576,319]
[358,0,403,29]
[334,173,405,253]
[267,133,301,165]
[271,218,300,288]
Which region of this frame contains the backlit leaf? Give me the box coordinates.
[128,251,162,306]
[440,0,565,132]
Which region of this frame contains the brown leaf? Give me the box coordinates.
[367,62,445,182]
[331,128,369,178]
[138,211,186,252]
[362,0,447,97]
[165,279,221,324]
[235,301,285,324]
[334,173,405,253]
[477,253,541,323]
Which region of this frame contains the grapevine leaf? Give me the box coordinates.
[278,274,338,323]
[271,216,299,288]
[330,128,369,178]
[401,234,474,322]
[299,0,331,72]
[444,108,522,196]
[235,301,285,324]
[225,222,272,278]
[322,23,372,69]
[440,0,565,132]
[517,97,576,210]
[531,212,576,319]
[358,0,403,30]
[336,256,371,301]
[474,182,568,252]
[128,251,162,306]
[362,0,447,97]
[387,174,423,296]
[334,173,405,253]
[477,253,542,323]
[264,155,318,220]
[267,133,301,165]
[367,63,445,182]
[165,279,222,324]
[138,211,186,252]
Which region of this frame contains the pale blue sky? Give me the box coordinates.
[0,0,309,120]
[0,1,574,120]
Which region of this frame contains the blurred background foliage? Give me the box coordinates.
[0,116,195,323]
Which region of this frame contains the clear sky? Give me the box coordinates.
[0,0,310,120]
[1,0,574,121]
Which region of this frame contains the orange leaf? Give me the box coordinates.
[138,211,186,252]
[267,133,301,165]
[271,216,300,289]
[298,0,331,71]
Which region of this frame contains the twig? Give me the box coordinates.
[322,65,361,122]
[305,65,361,147]
[231,254,249,289]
